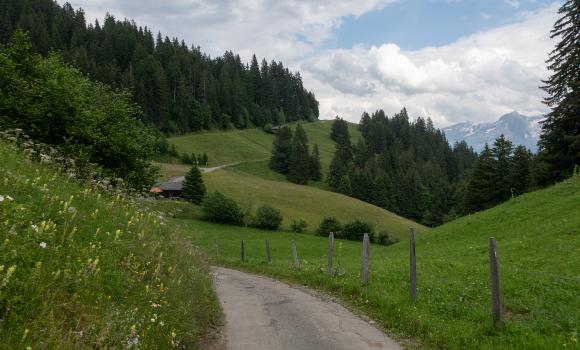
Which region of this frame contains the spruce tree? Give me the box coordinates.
[309,143,322,181]
[182,165,206,204]
[327,118,353,189]
[462,144,495,214]
[491,135,514,204]
[269,126,293,174]
[510,145,533,196]
[337,175,352,196]
[540,0,580,182]
[288,124,310,184]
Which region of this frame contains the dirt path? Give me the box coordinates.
[212,267,402,350]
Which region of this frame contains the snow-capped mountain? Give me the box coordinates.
[443,111,544,153]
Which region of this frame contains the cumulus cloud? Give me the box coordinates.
[302,3,558,126]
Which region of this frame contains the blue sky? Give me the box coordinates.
[66,0,559,125]
[332,0,554,50]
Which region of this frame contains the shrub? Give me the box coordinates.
[342,220,373,241]
[251,205,283,230]
[263,123,273,134]
[316,216,342,237]
[290,219,308,233]
[201,192,244,225]
[376,230,398,246]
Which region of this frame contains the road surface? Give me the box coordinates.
[212,267,402,350]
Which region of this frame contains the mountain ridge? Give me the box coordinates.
[443,111,544,152]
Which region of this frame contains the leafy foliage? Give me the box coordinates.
[182,166,206,204]
[341,220,373,241]
[290,219,308,233]
[0,31,157,189]
[316,216,343,237]
[250,205,283,230]
[201,192,244,225]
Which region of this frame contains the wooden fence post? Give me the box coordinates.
[410,227,417,299]
[291,240,300,269]
[240,240,245,262]
[265,239,272,264]
[361,233,370,285]
[327,232,334,275]
[489,237,502,327]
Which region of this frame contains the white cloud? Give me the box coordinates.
[64,0,395,62]
[302,3,558,126]
[61,0,558,127]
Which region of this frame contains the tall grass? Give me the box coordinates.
[0,142,220,349]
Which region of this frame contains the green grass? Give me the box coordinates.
[0,142,221,349]
[203,167,425,238]
[163,120,423,236]
[176,176,580,349]
[168,120,361,172]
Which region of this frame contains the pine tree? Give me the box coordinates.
[288,124,310,184]
[540,0,580,182]
[510,145,533,196]
[182,165,206,204]
[462,144,495,214]
[269,126,293,174]
[337,175,352,196]
[309,143,322,181]
[327,118,353,189]
[330,116,349,143]
[491,135,514,203]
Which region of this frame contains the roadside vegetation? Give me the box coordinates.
[0,140,220,349]
[173,176,580,349]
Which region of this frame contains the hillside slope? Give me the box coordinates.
[161,120,426,235]
[182,175,580,349]
[0,142,220,348]
[167,120,361,173]
[204,167,426,238]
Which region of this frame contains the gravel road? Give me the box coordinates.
[212,267,402,350]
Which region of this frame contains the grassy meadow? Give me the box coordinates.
[203,166,426,238]
[167,120,361,172]
[0,142,221,349]
[171,176,580,349]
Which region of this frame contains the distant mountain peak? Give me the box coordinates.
[444,112,545,153]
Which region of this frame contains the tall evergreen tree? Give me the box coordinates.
[540,0,580,182]
[510,145,533,196]
[330,116,349,143]
[269,126,293,174]
[288,124,310,184]
[327,118,353,189]
[182,165,206,204]
[491,135,514,203]
[309,143,322,181]
[462,144,495,214]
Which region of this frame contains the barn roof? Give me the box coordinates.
[155,181,183,191]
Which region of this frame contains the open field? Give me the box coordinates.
[203,167,425,238]
[167,120,361,173]
[175,176,580,349]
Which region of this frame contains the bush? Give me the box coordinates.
[251,205,283,230]
[376,230,398,246]
[263,123,273,134]
[201,192,244,225]
[342,220,373,241]
[290,219,308,233]
[316,216,342,237]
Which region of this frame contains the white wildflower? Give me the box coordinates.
[31,224,39,233]
[39,242,47,249]
[68,206,77,214]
